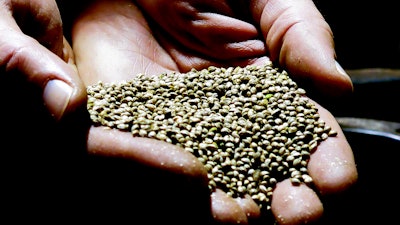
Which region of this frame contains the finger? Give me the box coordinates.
[0,33,86,122]
[211,189,249,224]
[136,0,267,67]
[268,100,357,225]
[307,100,358,194]
[0,1,86,121]
[271,179,323,225]
[5,0,65,56]
[269,98,356,225]
[87,127,263,224]
[161,11,266,60]
[85,127,216,224]
[87,126,208,179]
[235,194,262,221]
[251,0,353,97]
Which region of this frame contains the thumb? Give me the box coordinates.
[251,0,353,97]
[0,1,87,121]
[42,37,87,121]
[0,31,86,121]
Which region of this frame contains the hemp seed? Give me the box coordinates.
[87,61,337,214]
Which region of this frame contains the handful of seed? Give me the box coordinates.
[87,62,337,213]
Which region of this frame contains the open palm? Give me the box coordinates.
[69,0,357,224]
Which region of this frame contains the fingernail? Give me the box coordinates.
[43,79,73,121]
[335,60,351,80]
[335,60,354,92]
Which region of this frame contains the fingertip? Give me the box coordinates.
[8,37,87,122]
[277,19,353,98]
[211,189,249,224]
[235,195,262,220]
[334,60,353,90]
[43,79,73,121]
[314,60,354,98]
[286,57,354,98]
[42,63,86,122]
[308,135,358,195]
[306,105,358,194]
[271,180,323,225]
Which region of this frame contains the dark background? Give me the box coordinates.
[312,1,400,224]
[314,0,400,69]
[311,0,400,123]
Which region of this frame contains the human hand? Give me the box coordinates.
[0,0,86,121]
[68,0,358,224]
[0,1,236,222]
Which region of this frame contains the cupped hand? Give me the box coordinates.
[70,0,358,224]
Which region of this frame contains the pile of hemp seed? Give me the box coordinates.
[87,62,337,213]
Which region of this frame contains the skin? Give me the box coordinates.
[1,0,358,224]
[0,0,86,121]
[69,0,357,224]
